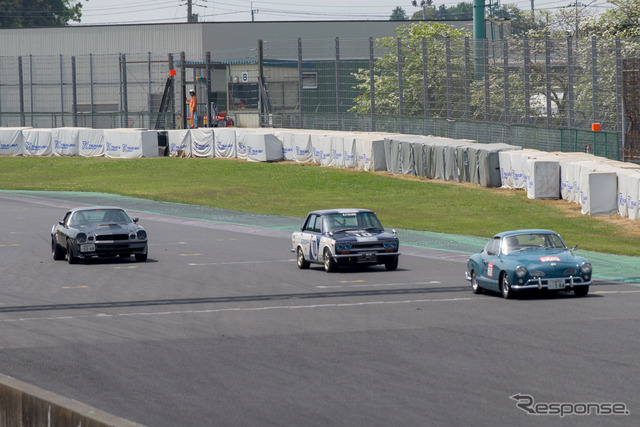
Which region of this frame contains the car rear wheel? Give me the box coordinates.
[296,247,310,269]
[384,256,398,271]
[500,272,512,299]
[323,248,336,273]
[471,271,482,294]
[52,237,65,261]
[67,239,78,264]
[574,286,589,297]
[135,244,148,262]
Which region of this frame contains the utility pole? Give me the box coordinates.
[187,0,198,23]
[411,0,431,20]
[251,2,259,21]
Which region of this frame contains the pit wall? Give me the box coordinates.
[0,373,142,427]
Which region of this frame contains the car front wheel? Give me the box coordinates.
[135,244,148,262]
[52,237,65,261]
[385,256,398,271]
[471,271,482,294]
[67,239,78,264]
[297,247,310,269]
[574,285,589,297]
[500,272,512,299]
[323,248,336,273]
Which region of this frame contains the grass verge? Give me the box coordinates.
[2,156,639,256]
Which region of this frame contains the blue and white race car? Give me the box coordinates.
[291,208,400,272]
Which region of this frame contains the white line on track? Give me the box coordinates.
[594,290,640,294]
[0,297,485,324]
[189,259,295,266]
[317,281,442,289]
[150,242,187,246]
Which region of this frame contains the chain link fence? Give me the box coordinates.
[0,35,638,161]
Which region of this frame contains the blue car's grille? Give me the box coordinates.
[530,268,578,277]
[349,242,386,253]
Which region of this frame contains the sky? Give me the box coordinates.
[74,0,612,26]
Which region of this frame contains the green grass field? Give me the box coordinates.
[2,156,639,256]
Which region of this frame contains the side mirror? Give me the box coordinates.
[486,250,495,256]
[571,245,579,251]
[133,218,139,223]
[59,220,65,226]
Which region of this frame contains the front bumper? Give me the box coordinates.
[512,276,592,290]
[464,271,591,290]
[76,241,147,257]
[333,251,400,264]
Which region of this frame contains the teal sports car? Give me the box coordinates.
[465,229,592,298]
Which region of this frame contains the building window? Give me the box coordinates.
[228,83,258,109]
[302,72,318,90]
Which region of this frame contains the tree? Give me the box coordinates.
[410,2,471,21]
[583,0,640,38]
[0,0,83,28]
[350,22,470,117]
[390,6,408,21]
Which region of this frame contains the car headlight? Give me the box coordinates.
[515,265,527,278]
[336,242,351,252]
[384,241,398,250]
[76,233,87,243]
[136,230,147,240]
[580,262,592,274]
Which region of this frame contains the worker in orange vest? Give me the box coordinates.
[188,89,198,128]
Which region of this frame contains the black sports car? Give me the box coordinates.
[51,206,148,263]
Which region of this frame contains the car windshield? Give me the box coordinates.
[502,233,567,254]
[69,209,132,226]
[323,212,383,233]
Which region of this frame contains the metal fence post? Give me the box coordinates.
[335,37,341,129]
[29,54,34,126]
[89,53,95,128]
[206,51,212,128]
[615,37,623,161]
[148,52,152,126]
[122,53,128,128]
[464,38,470,121]
[524,37,530,124]
[484,39,490,123]
[369,37,376,132]
[591,36,598,126]
[72,56,77,127]
[446,37,452,120]
[503,38,510,124]
[168,53,176,129]
[397,38,404,132]
[18,56,25,127]
[423,38,430,125]
[545,36,552,127]
[180,51,186,129]
[567,36,575,129]
[60,54,65,127]
[297,38,303,128]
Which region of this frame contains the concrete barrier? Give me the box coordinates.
[0,372,143,427]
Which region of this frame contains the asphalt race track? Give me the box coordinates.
[1,192,640,426]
